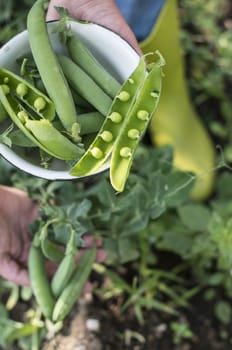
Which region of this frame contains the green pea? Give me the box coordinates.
[117,91,131,102]
[90,147,104,159]
[34,96,46,112]
[109,112,123,124]
[120,147,132,158]
[137,110,150,121]
[16,83,28,98]
[100,131,113,143]
[127,129,140,139]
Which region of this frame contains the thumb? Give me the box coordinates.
[0,253,30,286]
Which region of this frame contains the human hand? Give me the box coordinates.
[47,0,142,54]
[0,185,38,286]
[0,185,105,287]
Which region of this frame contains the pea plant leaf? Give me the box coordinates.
[178,204,211,231]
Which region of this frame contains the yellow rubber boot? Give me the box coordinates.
[140,0,216,200]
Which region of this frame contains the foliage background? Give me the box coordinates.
[0,0,232,349]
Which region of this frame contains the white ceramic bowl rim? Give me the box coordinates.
[0,20,139,180]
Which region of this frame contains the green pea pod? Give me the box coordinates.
[0,86,49,150]
[51,230,77,298]
[52,247,96,322]
[78,112,104,135]
[58,55,112,117]
[67,33,121,98]
[0,101,7,123]
[0,86,84,160]
[27,0,78,132]
[0,67,55,121]
[69,56,147,177]
[110,53,164,192]
[24,119,84,160]
[28,234,56,320]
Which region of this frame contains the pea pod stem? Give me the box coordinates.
[27,0,78,132]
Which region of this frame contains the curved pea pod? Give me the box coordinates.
[110,53,164,192]
[52,247,96,322]
[67,34,121,99]
[51,230,77,298]
[0,85,49,150]
[24,119,84,160]
[0,67,55,121]
[28,234,56,320]
[69,56,147,177]
[27,0,78,132]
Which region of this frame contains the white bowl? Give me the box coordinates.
[0,20,139,180]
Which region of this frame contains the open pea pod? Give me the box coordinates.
[0,67,55,121]
[69,55,147,177]
[0,86,84,160]
[110,52,164,192]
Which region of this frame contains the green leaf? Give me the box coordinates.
[214,301,231,324]
[118,238,139,263]
[178,204,211,231]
